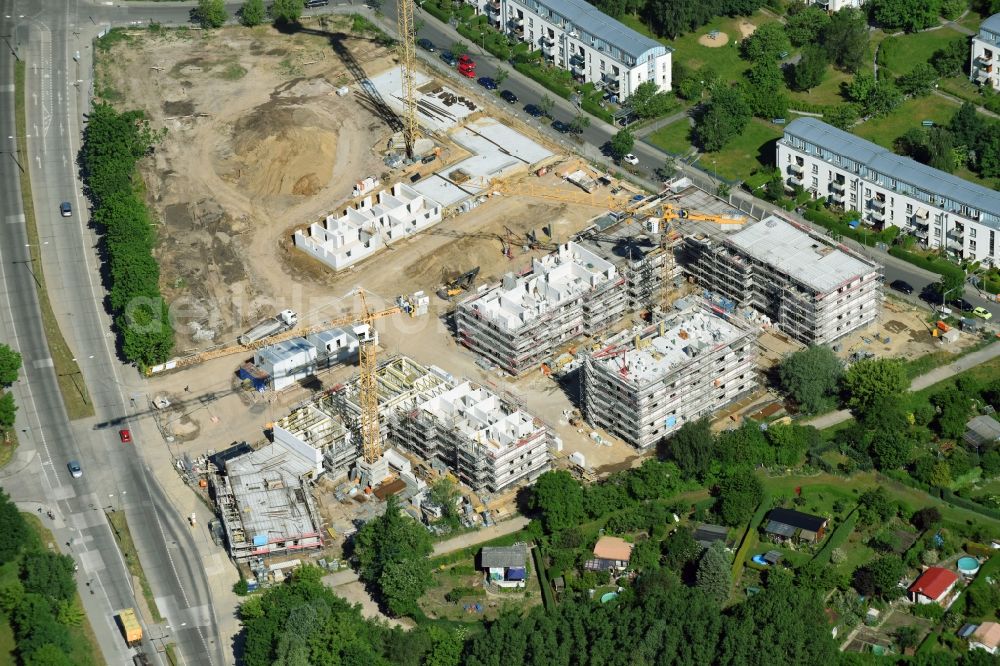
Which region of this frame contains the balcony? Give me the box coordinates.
[913,206,929,220]
[830,180,845,192]
[786,176,802,188]
[541,38,555,56]
[976,55,992,67]
[829,191,845,204]
[487,0,500,12]
[869,198,886,211]
[913,225,929,239]
[571,61,585,76]
[788,162,803,175]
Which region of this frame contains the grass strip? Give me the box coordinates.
[0,429,18,469]
[13,61,94,420]
[105,510,164,623]
[164,643,178,665]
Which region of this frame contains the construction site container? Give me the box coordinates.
[117,608,142,646]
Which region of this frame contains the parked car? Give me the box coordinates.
[551,119,570,133]
[458,54,474,67]
[417,38,436,52]
[440,51,457,67]
[60,201,72,217]
[420,154,436,164]
[500,90,518,104]
[477,76,497,90]
[458,65,476,78]
[119,429,132,444]
[951,298,975,312]
[524,104,544,117]
[67,460,83,479]
[623,153,639,165]
[972,306,993,320]
[889,279,914,295]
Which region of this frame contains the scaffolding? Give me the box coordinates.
[683,216,883,345]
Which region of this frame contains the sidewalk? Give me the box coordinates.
[804,340,1000,429]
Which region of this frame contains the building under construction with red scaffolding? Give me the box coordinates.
[583,299,759,450]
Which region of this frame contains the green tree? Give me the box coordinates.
[778,345,844,413]
[530,470,585,533]
[823,103,860,130]
[630,81,676,119]
[823,8,869,73]
[929,460,953,488]
[239,0,266,26]
[610,127,635,160]
[895,625,920,651]
[715,468,763,526]
[696,541,731,604]
[0,392,16,429]
[741,61,787,119]
[23,644,73,666]
[271,0,305,25]
[897,62,938,97]
[379,557,431,617]
[21,552,76,601]
[695,84,750,152]
[353,496,432,616]
[966,581,1000,618]
[982,449,1000,477]
[0,344,22,386]
[718,421,772,468]
[662,526,701,572]
[764,423,815,467]
[931,38,969,77]
[423,625,463,666]
[630,538,662,572]
[853,555,904,599]
[869,428,913,470]
[741,22,789,63]
[792,44,829,92]
[538,93,555,118]
[0,491,27,566]
[494,67,509,87]
[842,357,907,415]
[662,418,716,481]
[429,478,460,519]
[926,127,956,172]
[569,114,591,133]
[656,156,678,181]
[196,0,227,28]
[871,0,940,32]
[785,5,831,47]
[451,41,470,57]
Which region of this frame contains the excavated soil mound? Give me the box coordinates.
[217,100,337,198]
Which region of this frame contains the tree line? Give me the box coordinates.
[0,490,86,666]
[0,344,21,433]
[591,0,766,40]
[80,103,173,368]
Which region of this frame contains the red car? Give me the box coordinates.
[458,54,474,67]
[119,429,132,444]
[457,54,476,77]
[458,66,476,78]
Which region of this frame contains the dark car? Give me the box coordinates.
[889,279,914,295]
[551,119,570,133]
[305,0,330,6]
[440,51,457,67]
[951,297,975,312]
[417,38,436,52]
[500,90,518,104]
[477,77,497,90]
[524,104,544,117]
[60,201,72,217]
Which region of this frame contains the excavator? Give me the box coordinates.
[437,266,480,300]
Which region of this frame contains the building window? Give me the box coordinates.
[971,240,977,251]
[970,227,977,238]
[812,164,818,174]
[906,204,912,215]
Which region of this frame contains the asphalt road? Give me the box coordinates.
[1,1,222,664]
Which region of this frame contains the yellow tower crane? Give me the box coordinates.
[397,0,418,158]
[354,289,400,464]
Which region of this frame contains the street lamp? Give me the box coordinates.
[941,285,961,310]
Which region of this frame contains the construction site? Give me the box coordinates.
[91,12,987,576]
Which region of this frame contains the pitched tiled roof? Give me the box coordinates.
[909,567,959,600]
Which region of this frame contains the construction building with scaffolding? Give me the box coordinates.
[683,216,883,345]
[455,242,628,376]
[213,443,323,562]
[583,300,759,450]
[331,356,552,494]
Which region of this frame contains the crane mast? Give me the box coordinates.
[357,290,386,464]
[397,0,418,157]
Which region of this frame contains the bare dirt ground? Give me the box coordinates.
[697,31,730,48]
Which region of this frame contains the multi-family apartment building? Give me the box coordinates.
[582,301,759,450]
[972,13,1000,91]
[776,118,1000,266]
[684,215,883,345]
[455,241,627,376]
[474,0,671,99]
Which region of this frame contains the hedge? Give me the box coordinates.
[533,546,556,609]
[582,97,614,124]
[941,489,1000,521]
[888,247,965,284]
[811,508,859,566]
[731,494,770,585]
[513,61,573,99]
[421,0,452,23]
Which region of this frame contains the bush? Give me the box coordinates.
[444,586,485,602]
[888,247,965,284]
[911,602,946,621]
[422,0,452,22]
[512,61,572,99]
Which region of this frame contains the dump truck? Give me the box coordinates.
[237,309,298,346]
[116,608,142,647]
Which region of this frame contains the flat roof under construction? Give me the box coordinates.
[726,216,875,294]
[225,444,318,545]
[595,304,750,385]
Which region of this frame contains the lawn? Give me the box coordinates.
[619,12,774,85]
[878,27,965,78]
[788,65,853,107]
[646,118,693,155]
[853,95,962,149]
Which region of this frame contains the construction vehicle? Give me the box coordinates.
[237,309,298,346]
[149,290,398,375]
[437,266,480,300]
[116,608,142,647]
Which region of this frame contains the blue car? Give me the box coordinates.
[440,51,457,67]
[524,104,544,117]
[477,77,497,90]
